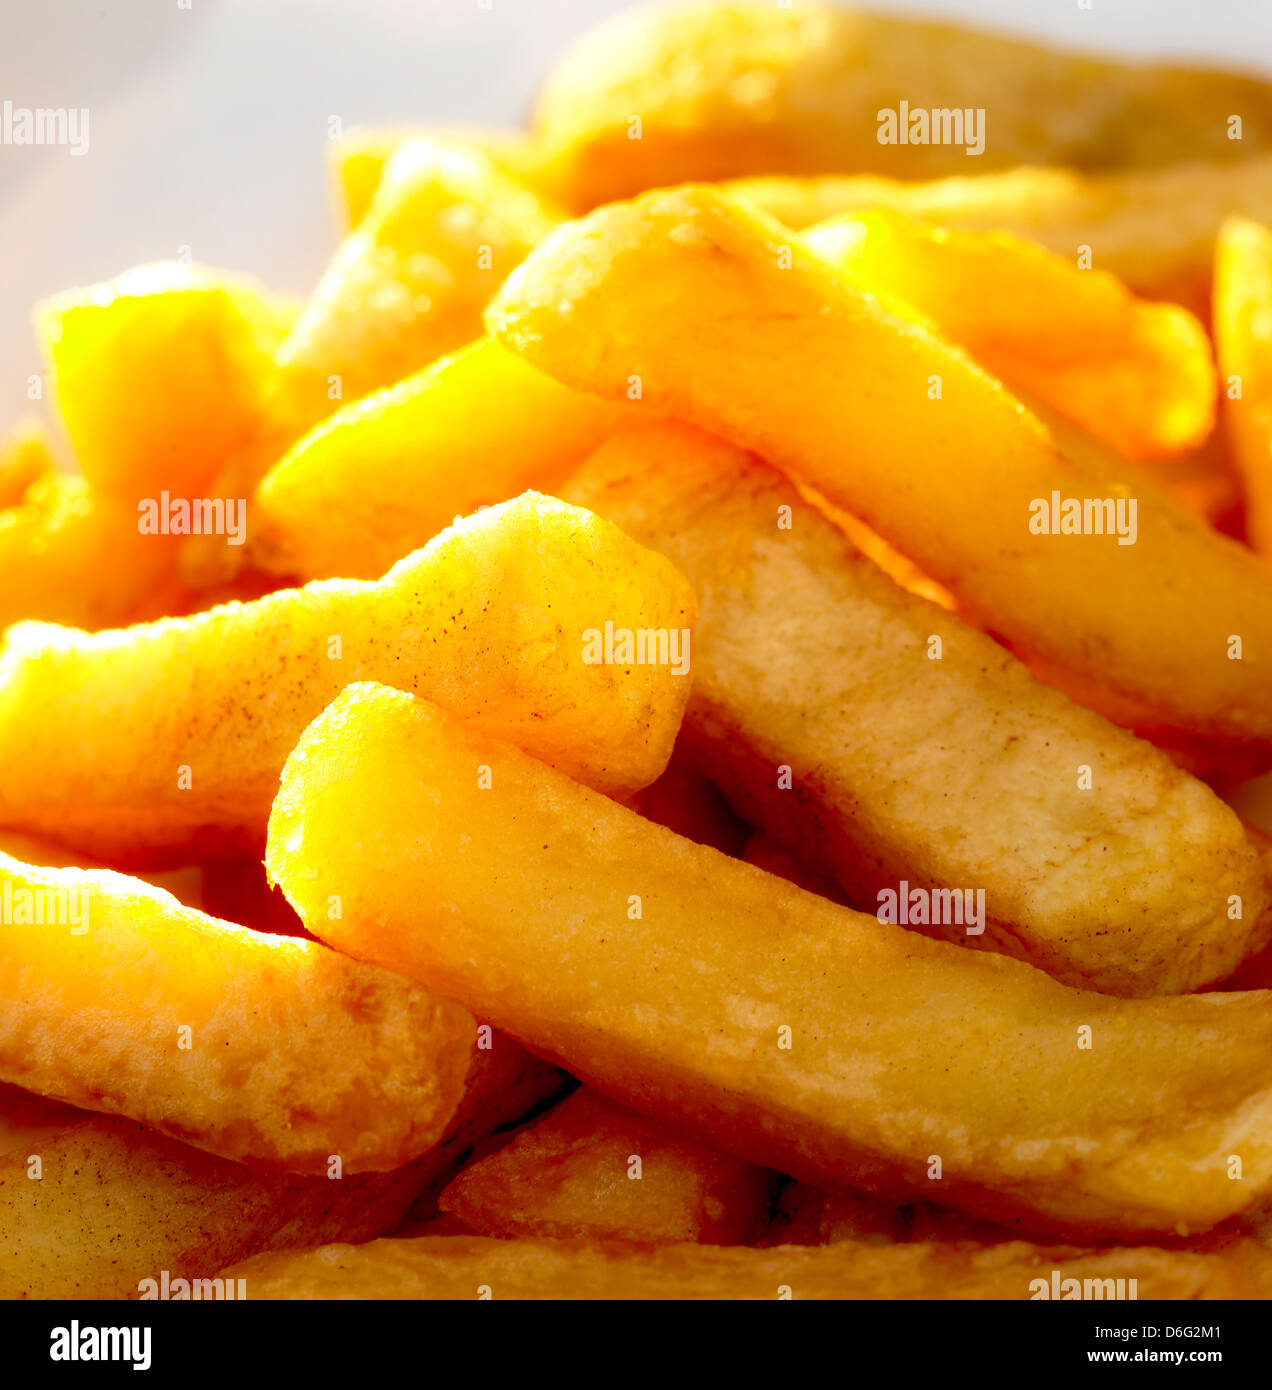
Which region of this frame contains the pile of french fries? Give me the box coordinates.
[7,1,1272,1301]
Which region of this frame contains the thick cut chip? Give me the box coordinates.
[0,427,179,635]
[267,684,1272,1239]
[0,852,474,1174]
[534,3,1272,210]
[35,263,277,502]
[0,493,695,864]
[270,139,562,442]
[804,209,1216,459]
[726,157,1272,319]
[488,185,1272,763]
[1215,217,1272,554]
[439,1087,772,1244]
[726,157,1272,243]
[0,474,180,633]
[562,422,1270,996]
[221,1234,1252,1300]
[331,127,563,229]
[999,396,1250,773]
[0,1043,561,1299]
[253,339,628,582]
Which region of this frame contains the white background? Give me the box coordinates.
[3,0,1272,432]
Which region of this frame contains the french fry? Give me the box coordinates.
[15,0,1272,1313]
[220,1234,1253,1300]
[330,128,563,230]
[267,683,1272,1238]
[270,139,562,443]
[182,142,566,598]
[1217,831,1272,991]
[1013,386,1244,539]
[439,1087,772,1245]
[0,474,180,634]
[0,493,695,864]
[252,338,628,582]
[35,263,278,504]
[0,1042,563,1299]
[562,421,1269,995]
[13,277,288,629]
[1215,217,1272,554]
[804,209,1217,459]
[996,394,1250,773]
[1140,434,1245,535]
[488,185,1272,763]
[0,1111,431,1301]
[332,126,423,230]
[534,3,1272,211]
[0,851,475,1174]
[725,156,1272,319]
[1185,1224,1272,1299]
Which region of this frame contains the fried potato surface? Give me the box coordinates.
[1215,217,1272,554]
[0,1040,560,1299]
[222,1234,1252,1300]
[268,683,1272,1238]
[488,186,1272,762]
[330,127,563,230]
[1000,393,1244,541]
[534,3,1272,210]
[0,493,694,864]
[563,421,1270,995]
[439,1087,771,1245]
[271,139,562,441]
[726,156,1272,319]
[0,852,475,1173]
[0,1114,434,1301]
[36,262,277,503]
[804,209,1216,459]
[253,339,628,582]
[0,474,180,633]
